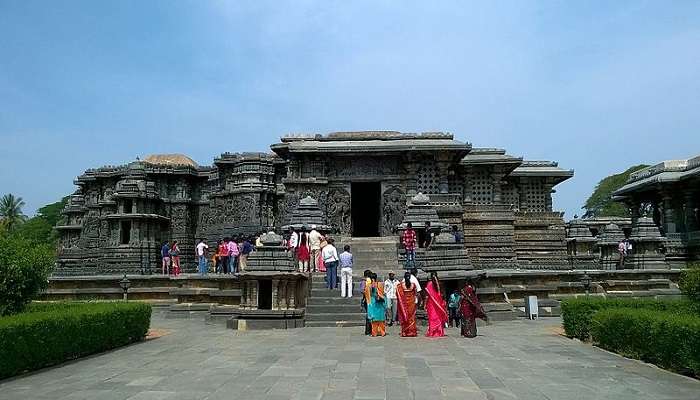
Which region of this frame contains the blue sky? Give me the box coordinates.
[1,1,699,218]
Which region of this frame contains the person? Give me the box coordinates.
[402,223,417,269]
[170,240,181,276]
[366,273,386,337]
[255,233,264,248]
[459,279,488,338]
[308,225,323,272]
[339,245,353,298]
[448,289,461,328]
[322,238,339,289]
[360,270,372,335]
[219,238,230,274]
[297,229,311,272]
[161,241,171,275]
[409,267,423,305]
[396,271,418,337]
[196,239,208,275]
[424,271,448,337]
[239,237,254,272]
[384,271,399,326]
[617,240,627,269]
[227,237,239,274]
[288,228,299,259]
[423,221,435,249]
[452,225,463,244]
[317,235,327,273]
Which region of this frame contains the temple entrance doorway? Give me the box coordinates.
[351,182,381,237]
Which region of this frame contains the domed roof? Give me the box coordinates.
[143,154,198,168]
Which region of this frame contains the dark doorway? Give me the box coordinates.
[258,280,272,310]
[351,182,381,237]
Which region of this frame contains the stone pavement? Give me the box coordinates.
[1,315,698,400]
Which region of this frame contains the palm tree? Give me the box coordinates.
[0,194,27,231]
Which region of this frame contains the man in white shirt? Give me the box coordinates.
[322,238,339,290]
[195,239,209,275]
[410,267,423,305]
[308,225,323,272]
[384,271,399,326]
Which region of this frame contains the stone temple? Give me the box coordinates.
[48,131,685,327]
[55,131,574,275]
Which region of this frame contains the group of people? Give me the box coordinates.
[400,222,463,268]
[160,241,182,276]
[285,226,346,291]
[193,236,255,275]
[361,268,488,339]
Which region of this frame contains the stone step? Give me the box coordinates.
[304,320,366,328]
[306,304,363,314]
[307,296,362,305]
[305,312,366,322]
[309,289,344,297]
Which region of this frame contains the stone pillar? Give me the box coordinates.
[249,281,259,310]
[686,190,698,232]
[437,162,450,194]
[544,183,553,212]
[271,278,279,310]
[662,191,676,233]
[518,178,528,212]
[241,281,249,309]
[463,169,473,203]
[491,171,502,204]
[287,280,296,309]
[405,161,419,197]
[627,199,641,224]
[279,280,288,310]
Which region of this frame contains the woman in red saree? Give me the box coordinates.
[396,272,418,337]
[424,272,448,337]
[459,279,488,338]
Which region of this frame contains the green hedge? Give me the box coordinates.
[592,308,700,376]
[561,297,698,341]
[0,302,152,379]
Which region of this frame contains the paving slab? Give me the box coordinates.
[1,315,699,400]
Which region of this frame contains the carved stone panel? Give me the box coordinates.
[382,186,406,236]
[327,187,351,234]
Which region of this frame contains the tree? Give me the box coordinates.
[0,234,54,315]
[581,165,649,218]
[14,197,68,245]
[0,194,27,231]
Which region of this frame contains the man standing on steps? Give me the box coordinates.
[322,238,339,290]
[402,223,417,269]
[308,225,322,272]
[384,271,398,326]
[339,245,353,298]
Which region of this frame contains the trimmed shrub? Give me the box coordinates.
[0,235,54,316]
[0,302,152,379]
[679,264,700,304]
[591,308,700,376]
[561,297,698,341]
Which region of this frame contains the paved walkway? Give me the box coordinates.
[2,314,698,400]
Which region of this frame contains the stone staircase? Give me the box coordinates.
[344,236,400,279]
[304,273,366,327]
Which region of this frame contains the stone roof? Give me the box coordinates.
[613,154,700,196]
[143,154,198,168]
[509,160,574,184]
[271,131,471,155]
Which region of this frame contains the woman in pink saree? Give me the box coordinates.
[424,271,448,337]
